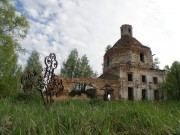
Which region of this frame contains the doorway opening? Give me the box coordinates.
[154,90,159,100]
[142,89,147,100]
[128,87,134,100]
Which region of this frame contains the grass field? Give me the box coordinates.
[0,93,180,135]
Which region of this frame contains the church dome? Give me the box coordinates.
[102,24,153,74]
[113,35,144,47]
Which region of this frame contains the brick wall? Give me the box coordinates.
[55,77,121,100]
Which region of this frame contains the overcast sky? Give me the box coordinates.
[15,0,180,75]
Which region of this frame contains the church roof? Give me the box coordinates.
[99,73,119,80]
[113,35,148,48]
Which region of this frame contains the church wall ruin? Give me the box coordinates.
[54,24,165,101]
[100,24,166,100]
[56,77,121,100]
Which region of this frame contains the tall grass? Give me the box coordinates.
[0,95,180,135]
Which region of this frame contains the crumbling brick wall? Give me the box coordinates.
[55,77,121,100]
[101,24,165,100]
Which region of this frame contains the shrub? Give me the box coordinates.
[11,91,42,104]
[86,89,96,98]
[68,89,96,99]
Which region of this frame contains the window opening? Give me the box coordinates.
[140,53,144,62]
[128,28,131,33]
[107,57,109,66]
[153,77,158,84]
[128,73,133,81]
[142,75,146,83]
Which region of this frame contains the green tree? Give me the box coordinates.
[24,50,42,75]
[79,55,94,77]
[164,65,170,70]
[0,0,29,97]
[22,50,42,92]
[60,49,97,78]
[105,45,111,52]
[61,49,78,78]
[160,61,180,100]
[0,0,29,50]
[153,57,160,69]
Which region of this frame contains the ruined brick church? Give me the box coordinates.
[60,24,165,100]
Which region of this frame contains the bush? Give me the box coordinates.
[86,89,96,98]
[68,90,82,97]
[0,78,19,98]
[68,89,96,99]
[11,91,42,104]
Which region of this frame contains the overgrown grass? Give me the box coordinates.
[0,94,180,135]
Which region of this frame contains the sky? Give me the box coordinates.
[15,0,180,75]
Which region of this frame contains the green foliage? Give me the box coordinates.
[0,99,180,134]
[78,55,95,77]
[164,65,170,70]
[160,61,180,100]
[24,50,42,75]
[0,0,29,51]
[85,89,96,98]
[11,92,42,104]
[0,40,23,97]
[153,57,160,69]
[68,90,82,97]
[0,0,29,98]
[61,49,78,78]
[21,50,42,92]
[60,49,97,78]
[68,89,96,99]
[0,65,23,98]
[105,44,112,52]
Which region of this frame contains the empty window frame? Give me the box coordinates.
[128,28,131,33]
[140,53,144,62]
[128,87,134,100]
[107,57,109,66]
[127,73,133,81]
[154,90,159,100]
[153,77,158,84]
[142,75,146,83]
[142,89,147,100]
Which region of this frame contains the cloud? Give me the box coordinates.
[16,0,180,75]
